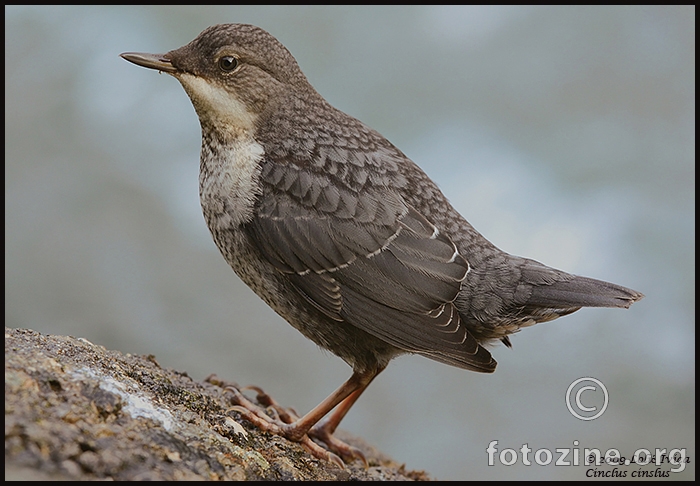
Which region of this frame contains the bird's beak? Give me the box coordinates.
[120,52,177,74]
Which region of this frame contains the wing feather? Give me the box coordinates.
[245,158,496,372]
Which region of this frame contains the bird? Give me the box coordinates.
[121,23,644,466]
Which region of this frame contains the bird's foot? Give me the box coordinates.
[308,419,368,467]
[250,386,368,467]
[223,385,365,468]
[204,373,240,390]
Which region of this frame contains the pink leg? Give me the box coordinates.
[224,366,382,466]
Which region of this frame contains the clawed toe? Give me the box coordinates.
[309,423,368,467]
[241,385,300,423]
[221,384,365,468]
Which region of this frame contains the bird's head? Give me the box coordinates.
[121,24,312,139]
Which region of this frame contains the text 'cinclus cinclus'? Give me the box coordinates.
[121,24,644,466]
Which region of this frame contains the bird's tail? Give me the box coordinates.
[521,259,644,309]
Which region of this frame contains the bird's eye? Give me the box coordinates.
[218,56,238,72]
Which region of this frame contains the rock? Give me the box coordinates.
[4,327,430,481]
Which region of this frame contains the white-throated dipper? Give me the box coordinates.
[121,24,644,466]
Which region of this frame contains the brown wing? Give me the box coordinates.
[245,158,496,372]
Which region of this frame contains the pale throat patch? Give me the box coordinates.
[176,72,257,134]
[172,72,265,227]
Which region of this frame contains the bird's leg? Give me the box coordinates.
[307,365,385,464]
[224,367,379,466]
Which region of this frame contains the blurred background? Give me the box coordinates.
[5,6,694,480]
